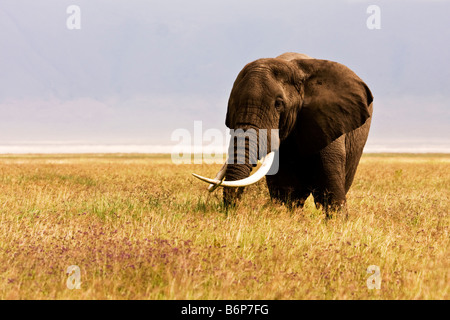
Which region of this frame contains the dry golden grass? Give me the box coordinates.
[0,153,448,299]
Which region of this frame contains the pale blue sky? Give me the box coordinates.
[0,0,449,151]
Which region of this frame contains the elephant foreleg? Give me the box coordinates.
[266,177,310,208]
[265,146,313,208]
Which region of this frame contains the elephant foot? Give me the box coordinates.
[268,186,309,209]
[312,189,348,218]
[322,201,348,220]
[271,197,306,210]
[313,193,348,219]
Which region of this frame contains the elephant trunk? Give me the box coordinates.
[223,127,260,206]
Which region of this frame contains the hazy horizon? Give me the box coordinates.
[1,138,449,154]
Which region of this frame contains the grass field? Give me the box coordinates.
[0,153,448,299]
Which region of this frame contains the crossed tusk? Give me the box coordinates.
[207,161,227,192]
[192,152,275,191]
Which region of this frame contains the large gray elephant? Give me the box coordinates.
[193,52,373,215]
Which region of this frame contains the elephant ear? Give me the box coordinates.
[293,59,373,153]
[225,75,242,128]
[225,97,234,128]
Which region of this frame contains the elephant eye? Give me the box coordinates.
[274,98,284,110]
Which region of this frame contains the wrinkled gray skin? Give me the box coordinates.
[224,52,373,214]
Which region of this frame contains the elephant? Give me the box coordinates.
[193,52,373,215]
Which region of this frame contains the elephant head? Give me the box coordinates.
[193,52,373,207]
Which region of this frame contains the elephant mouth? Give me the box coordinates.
[191,151,276,191]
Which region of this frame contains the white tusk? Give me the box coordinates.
[207,161,227,192]
[192,152,275,189]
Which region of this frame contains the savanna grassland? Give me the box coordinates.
[0,153,448,300]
